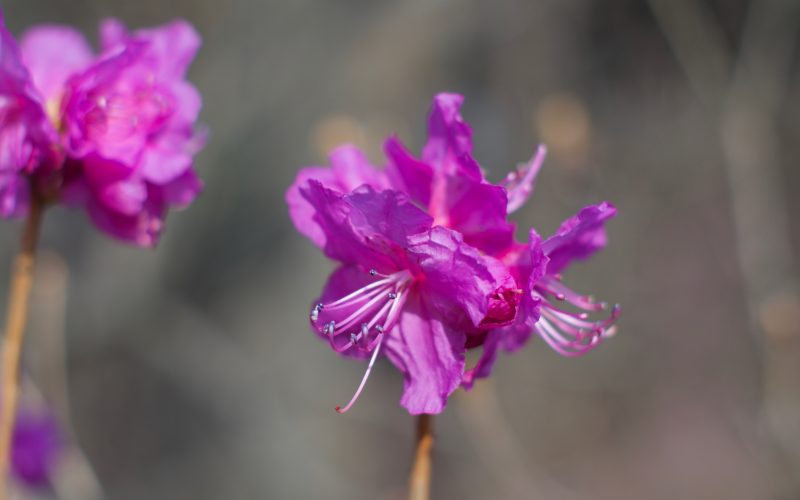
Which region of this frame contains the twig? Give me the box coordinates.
[408,414,434,500]
[0,196,44,498]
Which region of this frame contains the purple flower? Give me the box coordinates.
[0,12,60,218]
[58,19,204,247]
[11,410,61,488]
[462,203,620,388]
[297,179,516,415]
[288,92,619,411]
[0,11,205,246]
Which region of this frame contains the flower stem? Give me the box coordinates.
[0,196,44,496]
[408,413,434,500]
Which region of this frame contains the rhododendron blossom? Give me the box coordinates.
[0,11,204,246]
[288,92,619,414]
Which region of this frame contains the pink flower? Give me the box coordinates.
[0,11,204,246]
[299,180,514,414]
[288,92,620,410]
[0,11,60,217]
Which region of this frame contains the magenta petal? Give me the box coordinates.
[542,202,617,275]
[99,18,127,50]
[86,193,165,248]
[128,19,201,79]
[384,136,433,206]
[407,226,499,328]
[384,295,465,415]
[505,144,547,214]
[0,15,58,182]
[98,178,147,215]
[421,93,480,179]
[19,25,93,102]
[161,168,202,208]
[140,132,194,184]
[301,180,432,269]
[329,144,387,191]
[432,173,515,255]
[286,167,338,248]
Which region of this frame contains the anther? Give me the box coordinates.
[388,292,397,299]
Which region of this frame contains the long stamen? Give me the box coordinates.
[335,332,384,414]
[324,277,394,309]
[311,269,415,411]
[532,276,619,357]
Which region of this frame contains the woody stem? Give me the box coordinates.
[0,195,44,497]
[408,414,434,500]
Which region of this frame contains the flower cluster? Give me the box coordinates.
[0,11,204,246]
[287,93,619,415]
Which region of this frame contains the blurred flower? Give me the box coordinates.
[0,11,205,246]
[11,410,61,488]
[288,92,619,412]
[0,11,60,218]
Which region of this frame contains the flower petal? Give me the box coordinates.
[505,144,547,214]
[19,25,93,102]
[407,226,502,328]
[384,294,465,415]
[286,167,338,248]
[384,136,433,206]
[300,180,432,269]
[431,172,515,255]
[161,168,202,208]
[0,13,58,187]
[542,202,617,275]
[421,93,480,179]
[85,190,165,248]
[329,144,387,191]
[106,19,200,79]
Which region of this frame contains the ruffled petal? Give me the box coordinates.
[286,167,337,248]
[431,171,515,254]
[0,14,58,188]
[384,294,465,415]
[19,25,93,102]
[161,168,202,208]
[329,144,387,191]
[421,93,480,178]
[85,188,165,248]
[140,130,194,184]
[542,202,617,275]
[505,144,547,214]
[407,226,501,328]
[104,19,200,79]
[300,180,432,269]
[384,136,432,206]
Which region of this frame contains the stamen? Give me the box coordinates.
[313,269,413,358]
[531,277,619,357]
[335,332,385,414]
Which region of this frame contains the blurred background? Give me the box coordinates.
[2,0,800,498]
